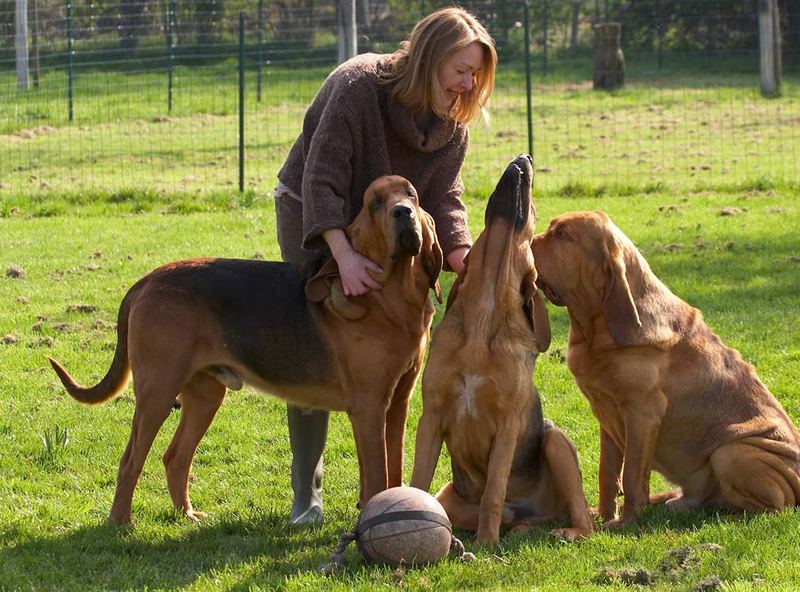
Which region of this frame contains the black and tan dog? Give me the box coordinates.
[49,175,442,525]
[410,156,594,545]
[532,210,800,526]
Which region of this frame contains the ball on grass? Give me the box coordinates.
[356,486,453,567]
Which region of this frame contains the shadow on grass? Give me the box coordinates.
[0,511,351,590]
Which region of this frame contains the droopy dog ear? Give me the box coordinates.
[306,258,368,321]
[601,243,643,347]
[522,271,551,352]
[444,251,469,312]
[420,210,443,304]
[602,234,684,347]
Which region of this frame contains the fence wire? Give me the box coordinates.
[1,0,798,201]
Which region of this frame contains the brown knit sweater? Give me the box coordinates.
[277,53,472,259]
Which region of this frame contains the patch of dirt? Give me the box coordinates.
[2,334,20,345]
[720,207,747,216]
[29,336,55,348]
[10,125,58,141]
[6,266,25,279]
[693,576,723,592]
[53,322,83,333]
[593,544,724,589]
[594,567,655,586]
[91,320,116,331]
[66,304,98,314]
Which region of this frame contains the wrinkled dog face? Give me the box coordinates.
[531,211,612,308]
[357,175,424,261]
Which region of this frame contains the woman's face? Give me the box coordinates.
[437,41,485,106]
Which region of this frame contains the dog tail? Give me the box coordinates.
[48,289,134,405]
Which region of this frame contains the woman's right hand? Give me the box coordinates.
[322,228,383,296]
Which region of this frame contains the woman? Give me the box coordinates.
[275,7,497,526]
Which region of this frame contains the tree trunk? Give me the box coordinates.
[337,0,357,64]
[120,0,147,50]
[759,0,782,97]
[593,22,624,90]
[570,1,580,51]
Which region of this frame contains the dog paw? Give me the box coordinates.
[184,510,208,522]
[590,506,617,523]
[549,527,591,542]
[601,517,632,530]
[475,530,500,546]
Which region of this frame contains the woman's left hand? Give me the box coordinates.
[447,246,469,274]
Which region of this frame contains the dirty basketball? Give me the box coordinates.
[356,486,453,567]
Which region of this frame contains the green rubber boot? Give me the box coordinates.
[287,405,328,526]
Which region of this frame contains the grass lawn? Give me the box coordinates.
[1,183,798,590]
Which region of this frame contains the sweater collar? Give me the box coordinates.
[386,94,457,153]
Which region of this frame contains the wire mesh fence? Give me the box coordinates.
[1,0,798,202]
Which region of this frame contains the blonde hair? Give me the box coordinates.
[381,7,497,124]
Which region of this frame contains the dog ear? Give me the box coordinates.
[444,272,462,312]
[602,248,643,346]
[421,211,443,303]
[325,281,368,320]
[522,272,551,352]
[305,258,339,303]
[306,258,368,321]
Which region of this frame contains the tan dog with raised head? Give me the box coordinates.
[532,210,800,527]
[411,156,594,545]
[49,175,442,525]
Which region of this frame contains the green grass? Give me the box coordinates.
[1,185,798,590]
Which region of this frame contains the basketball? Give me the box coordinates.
[355,486,453,567]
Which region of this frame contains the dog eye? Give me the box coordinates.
[370,197,384,211]
[554,226,569,240]
[405,188,417,201]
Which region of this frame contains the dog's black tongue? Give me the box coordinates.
[485,154,532,232]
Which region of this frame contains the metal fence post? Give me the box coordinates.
[657,0,664,70]
[523,0,533,163]
[166,0,175,113]
[239,11,245,193]
[257,0,264,102]
[66,0,73,121]
[542,0,548,77]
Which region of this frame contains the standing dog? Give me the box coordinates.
[532,210,800,527]
[411,156,594,545]
[49,175,442,525]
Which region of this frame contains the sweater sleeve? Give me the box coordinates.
[299,78,360,252]
[420,128,472,263]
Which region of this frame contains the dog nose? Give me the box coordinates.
[392,204,413,219]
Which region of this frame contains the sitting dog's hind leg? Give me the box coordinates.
[540,426,594,541]
[109,377,180,525]
[162,371,226,521]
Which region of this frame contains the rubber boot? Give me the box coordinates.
[287,405,328,526]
